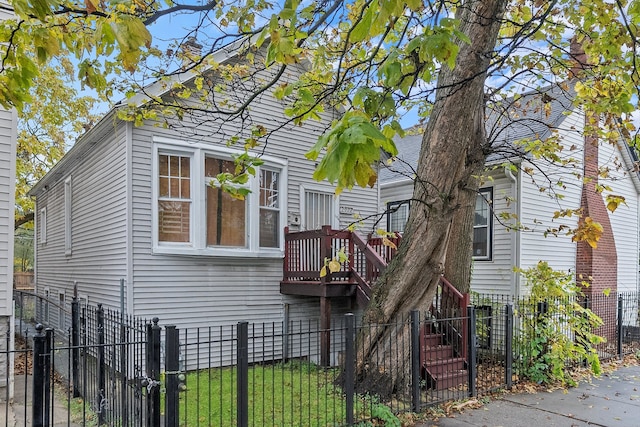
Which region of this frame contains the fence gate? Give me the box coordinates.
[26,298,158,427]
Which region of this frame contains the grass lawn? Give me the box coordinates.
[176,361,377,427]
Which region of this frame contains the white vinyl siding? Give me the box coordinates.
[600,139,640,293]
[32,57,377,335]
[33,116,129,308]
[470,173,517,295]
[518,109,584,291]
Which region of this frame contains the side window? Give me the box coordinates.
[303,190,336,230]
[473,188,492,260]
[40,207,47,244]
[386,200,410,233]
[158,153,192,244]
[259,169,280,248]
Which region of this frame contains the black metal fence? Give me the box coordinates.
[7,290,640,426]
[12,291,151,427]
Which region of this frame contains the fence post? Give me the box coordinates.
[165,325,180,427]
[467,306,477,398]
[504,303,513,390]
[146,318,161,427]
[32,324,46,427]
[617,294,623,358]
[410,310,421,413]
[120,319,129,427]
[344,313,355,426]
[96,304,106,425]
[71,296,80,398]
[237,321,249,427]
[44,328,53,426]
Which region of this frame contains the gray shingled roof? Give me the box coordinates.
[379,84,576,185]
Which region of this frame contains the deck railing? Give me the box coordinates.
[283,226,353,283]
[283,227,398,302]
[431,277,471,360]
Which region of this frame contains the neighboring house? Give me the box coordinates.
[29,40,379,353]
[0,0,17,399]
[380,84,640,299]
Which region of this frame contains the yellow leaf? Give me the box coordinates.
[328,260,341,273]
[320,266,327,277]
[602,288,611,297]
[382,236,397,250]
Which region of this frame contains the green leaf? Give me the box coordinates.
[351,6,374,43]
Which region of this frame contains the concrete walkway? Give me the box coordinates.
[420,365,640,427]
[0,375,80,427]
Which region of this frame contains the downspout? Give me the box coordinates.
[504,165,521,298]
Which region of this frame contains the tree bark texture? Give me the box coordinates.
[357,0,506,397]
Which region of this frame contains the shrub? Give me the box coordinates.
[515,261,604,386]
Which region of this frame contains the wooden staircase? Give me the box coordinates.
[281,226,470,387]
[421,324,468,390]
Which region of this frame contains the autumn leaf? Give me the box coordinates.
[571,217,603,248]
[328,260,341,273]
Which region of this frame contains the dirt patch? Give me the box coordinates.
[14,335,32,375]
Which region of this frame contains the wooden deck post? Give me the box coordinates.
[320,296,331,367]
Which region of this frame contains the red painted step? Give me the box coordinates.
[421,330,468,391]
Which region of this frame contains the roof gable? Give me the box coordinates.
[379,84,577,184]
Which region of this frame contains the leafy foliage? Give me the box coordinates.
[15,57,97,229]
[515,262,604,386]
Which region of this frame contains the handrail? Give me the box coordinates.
[439,276,466,302]
[351,232,388,273]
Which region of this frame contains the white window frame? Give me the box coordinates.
[156,150,194,246]
[299,184,340,230]
[40,207,47,244]
[64,176,72,257]
[473,187,493,261]
[152,137,288,257]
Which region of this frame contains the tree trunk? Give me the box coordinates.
[357,0,506,396]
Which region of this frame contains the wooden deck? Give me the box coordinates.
[281,225,399,305]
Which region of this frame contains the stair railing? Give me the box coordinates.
[430,277,471,360]
[350,232,395,305]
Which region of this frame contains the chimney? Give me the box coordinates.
[181,37,203,67]
[569,36,590,79]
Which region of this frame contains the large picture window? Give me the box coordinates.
[473,188,492,260]
[205,156,246,247]
[154,140,286,256]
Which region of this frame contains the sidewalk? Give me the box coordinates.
[419,364,640,427]
[0,375,80,427]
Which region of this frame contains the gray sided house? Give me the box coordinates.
[30,42,379,363]
[0,0,17,398]
[381,85,640,298]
